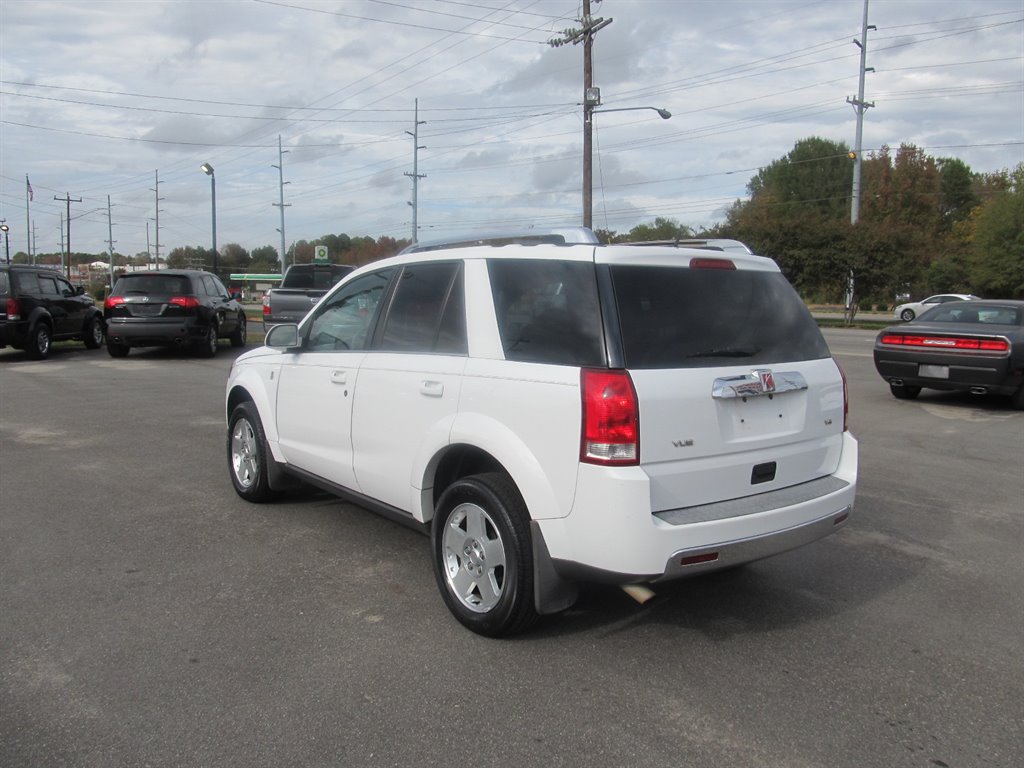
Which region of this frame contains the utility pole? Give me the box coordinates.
[548,0,612,229]
[106,195,117,290]
[845,0,875,323]
[151,171,164,270]
[31,219,37,264]
[59,213,65,270]
[848,0,875,225]
[25,175,31,256]
[272,135,291,272]
[404,98,427,243]
[54,192,81,281]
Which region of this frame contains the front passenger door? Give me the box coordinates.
[275,269,394,491]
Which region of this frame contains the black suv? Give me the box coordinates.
[0,264,105,359]
[104,270,247,358]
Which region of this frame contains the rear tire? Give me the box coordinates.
[26,324,51,360]
[107,340,130,358]
[890,382,921,400]
[228,401,274,502]
[196,322,218,357]
[84,316,104,349]
[900,309,915,321]
[431,473,538,637]
[230,315,247,347]
[1012,384,1024,411]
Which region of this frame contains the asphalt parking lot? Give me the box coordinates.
[1,329,1021,768]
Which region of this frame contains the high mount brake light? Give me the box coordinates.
[581,369,640,466]
[689,257,736,270]
[882,333,1009,352]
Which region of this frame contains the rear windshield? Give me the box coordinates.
[113,274,192,296]
[610,265,830,369]
[919,304,1022,326]
[285,265,352,290]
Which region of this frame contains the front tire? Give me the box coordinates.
[84,316,104,349]
[431,473,538,637]
[228,401,274,502]
[890,382,921,400]
[900,309,915,321]
[26,323,51,360]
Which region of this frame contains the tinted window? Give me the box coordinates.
[379,262,466,354]
[0,271,8,297]
[55,276,75,296]
[305,270,393,352]
[488,259,604,366]
[922,305,1021,325]
[38,274,60,296]
[114,274,192,295]
[611,266,830,369]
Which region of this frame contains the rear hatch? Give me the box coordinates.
[107,274,197,320]
[602,250,846,512]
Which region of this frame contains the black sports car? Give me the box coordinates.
[873,299,1024,408]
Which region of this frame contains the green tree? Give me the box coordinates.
[624,217,694,242]
[250,245,281,272]
[968,163,1024,298]
[747,136,853,219]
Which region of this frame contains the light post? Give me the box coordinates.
[583,98,671,228]
[200,163,217,273]
[0,222,9,264]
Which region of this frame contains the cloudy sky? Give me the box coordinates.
[1,0,1021,262]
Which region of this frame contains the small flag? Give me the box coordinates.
[26,176,33,201]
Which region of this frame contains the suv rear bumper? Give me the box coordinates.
[106,318,206,347]
[537,431,858,583]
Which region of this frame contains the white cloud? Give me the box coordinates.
[1,0,1020,258]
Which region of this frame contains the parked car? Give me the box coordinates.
[262,263,355,329]
[874,299,1024,408]
[894,293,978,322]
[225,228,858,636]
[0,263,104,359]
[104,270,246,358]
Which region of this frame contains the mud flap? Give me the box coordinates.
[531,520,579,615]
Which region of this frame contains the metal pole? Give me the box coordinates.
[583,0,594,229]
[272,136,290,272]
[107,195,116,290]
[849,0,874,225]
[405,98,427,243]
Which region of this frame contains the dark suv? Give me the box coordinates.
[0,264,105,359]
[104,270,247,358]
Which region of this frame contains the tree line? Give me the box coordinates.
[10,136,1021,311]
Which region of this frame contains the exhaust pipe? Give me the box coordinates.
[970,386,988,395]
[621,584,656,604]
[890,378,904,386]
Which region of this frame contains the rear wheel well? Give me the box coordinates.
[431,445,505,512]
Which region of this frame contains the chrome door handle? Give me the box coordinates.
[331,370,347,385]
[420,380,444,397]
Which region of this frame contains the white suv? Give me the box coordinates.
[226,229,857,636]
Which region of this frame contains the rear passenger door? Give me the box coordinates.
[351,261,467,516]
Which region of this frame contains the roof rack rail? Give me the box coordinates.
[400,226,599,254]
[619,238,753,255]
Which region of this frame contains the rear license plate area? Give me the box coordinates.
[918,364,949,379]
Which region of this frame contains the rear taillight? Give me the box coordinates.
[262,293,271,316]
[581,369,639,466]
[169,296,200,309]
[104,296,125,309]
[881,333,1009,352]
[5,297,21,320]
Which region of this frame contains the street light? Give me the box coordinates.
[0,222,9,264]
[200,163,217,273]
[583,96,672,228]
